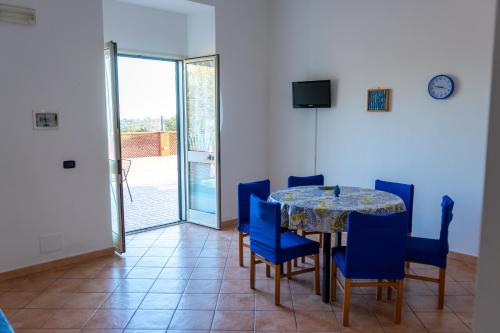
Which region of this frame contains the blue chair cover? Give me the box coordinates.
[288,174,324,188]
[237,179,270,233]
[250,195,319,264]
[333,211,408,280]
[0,310,13,333]
[406,196,454,269]
[375,179,415,233]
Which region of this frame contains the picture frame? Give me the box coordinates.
[33,111,59,129]
[367,88,391,112]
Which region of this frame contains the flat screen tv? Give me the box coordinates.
[292,80,331,108]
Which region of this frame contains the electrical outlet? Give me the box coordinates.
[39,234,63,254]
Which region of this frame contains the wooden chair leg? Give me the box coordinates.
[387,282,393,300]
[343,278,352,326]
[406,261,411,270]
[293,258,298,267]
[274,264,281,305]
[395,279,404,324]
[239,232,244,267]
[287,261,292,279]
[331,260,337,301]
[314,254,320,295]
[376,279,382,300]
[250,251,255,289]
[319,233,323,248]
[266,264,271,278]
[300,231,306,263]
[438,268,446,309]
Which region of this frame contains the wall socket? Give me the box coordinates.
[38,234,63,254]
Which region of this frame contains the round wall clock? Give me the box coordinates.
[428,74,455,100]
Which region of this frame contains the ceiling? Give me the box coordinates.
[116,0,213,15]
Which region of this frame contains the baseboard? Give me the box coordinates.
[0,247,115,282]
[449,251,478,265]
[221,218,237,229]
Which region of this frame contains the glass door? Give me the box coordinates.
[183,55,220,229]
[104,41,125,253]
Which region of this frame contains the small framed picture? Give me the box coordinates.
[33,111,59,129]
[367,88,391,112]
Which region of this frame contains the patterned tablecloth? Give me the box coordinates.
[268,186,406,233]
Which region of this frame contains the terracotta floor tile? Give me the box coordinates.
[190,267,224,280]
[0,291,39,308]
[165,257,199,268]
[78,279,119,293]
[334,311,383,332]
[43,309,95,329]
[376,310,427,333]
[25,292,75,309]
[184,279,221,293]
[115,279,155,293]
[167,330,209,333]
[196,257,227,268]
[425,281,472,296]
[126,309,174,329]
[96,267,131,279]
[445,295,475,313]
[136,257,169,268]
[139,293,181,309]
[456,312,474,330]
[10,309,56,329]
[127,267,162,279]
[255,291,294,311]
[255,309,297,331]
[81,329,122,333]
[295,310,339,332]
[145,247,176,257]
[292,293,333,311]
[405,295,451,312]
[149,279,188,293]
[220,279,255,294]
[159,267,194,280]
[216,293,255,310]
[168,310,214,330]
[101,292,146,309]
[64,292,109,309]
[84,309,136,329]
[177,293,218,310]
[211,310,254,331]
[416,312,471,332]
[46,279,89,293]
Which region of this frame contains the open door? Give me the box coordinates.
[183,55,221,229]
[104,41,125,253]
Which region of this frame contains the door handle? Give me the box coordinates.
[207,155,215,161]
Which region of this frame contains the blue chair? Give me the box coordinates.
[249,195,320,305]
[237,179,270,267]
[375,179,415,234]
[288,174,325,261]
[0,310,13,333]
[332,211,408,326]
[406,195,454,309]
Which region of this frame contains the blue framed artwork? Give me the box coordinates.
[367,88,391,112]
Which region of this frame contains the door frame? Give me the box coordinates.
[116,51,184,230]
[182,55,221,229]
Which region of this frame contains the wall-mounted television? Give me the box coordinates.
[292,80,331,108]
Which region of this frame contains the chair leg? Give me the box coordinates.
[293,258,298,267]
[395,279,404,324]
[266,264,271,278]
[387,282,393,301]
[250,252,255,289]
[343,278,352,326]
[331,260,337,301]
[274,264,281,305]
[406,261,411,270]
[376,279,382,301]
[239,232,244,267]
[287,261,292,279]
[300,231,306,264]
[314,253,320,295]
[438,268,446,309]
[319,233,323,248]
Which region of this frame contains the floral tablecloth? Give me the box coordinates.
[268,186,406,233]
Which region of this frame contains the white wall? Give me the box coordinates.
[103,0,188,57]
[0,0,111,272]
[475,1,500,331]
[187,10,216,57]
[193,0,270,221]
[267,0,496,255]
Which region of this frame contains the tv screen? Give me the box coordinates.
[292,80,331,108]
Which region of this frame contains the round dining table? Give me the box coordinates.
[269,185,406,302]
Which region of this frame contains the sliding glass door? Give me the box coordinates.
[183,55,221,229]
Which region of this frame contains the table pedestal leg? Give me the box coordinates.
[322,233,331,303]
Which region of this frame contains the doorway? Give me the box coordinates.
[117,54,181,233]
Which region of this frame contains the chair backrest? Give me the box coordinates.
[288,174,324,188]
[375,179,414,233]
[344,211,408,279]
[438,195,455,255]
[249,194,281,255]
[237,179,270,232]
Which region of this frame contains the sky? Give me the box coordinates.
[117,56,177,119]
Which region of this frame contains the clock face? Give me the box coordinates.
[428,75,454,99]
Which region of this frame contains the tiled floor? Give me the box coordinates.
[124,156,179,232]
[0,223,476,332]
